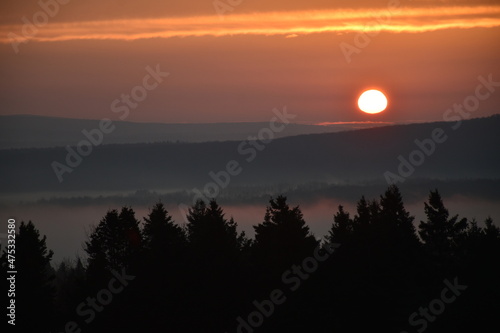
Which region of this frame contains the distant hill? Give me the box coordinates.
[0,115,386,149]
[0,115,499,194]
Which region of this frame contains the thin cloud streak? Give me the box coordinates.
[1,6,499,43]
[316,121,394,126]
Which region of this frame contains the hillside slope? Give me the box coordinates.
[1,115,499,193]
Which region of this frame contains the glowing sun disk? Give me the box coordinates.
[358,90,388,114]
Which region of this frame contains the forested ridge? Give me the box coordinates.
[2,115,499,193]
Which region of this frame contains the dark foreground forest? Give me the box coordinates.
[2,186,499,333]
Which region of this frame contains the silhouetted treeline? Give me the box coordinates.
[2,186,499,332]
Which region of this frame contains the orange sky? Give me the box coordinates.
[0,0,499,123]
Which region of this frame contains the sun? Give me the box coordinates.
[358,89,388,114]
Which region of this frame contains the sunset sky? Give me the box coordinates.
[1,0,499,123]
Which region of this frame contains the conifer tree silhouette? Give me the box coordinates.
[125,202,189,332]
[379,185,420,246]
[418,189,467,257]
[143,202,186,257]
[84,207,142,286]
[53,257,86,325]
[184,199,247,331]
[1,221,54,332]
[253,195,318,275]
[186,199,246,261]
[327,205,353,244]
[352,195,371,234]
[484,217,500,242]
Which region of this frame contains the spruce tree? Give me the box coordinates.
[84,207,142,281]
[1,221,54,332]
[327,205,352,244]
[253,195,318,271]
[418,189,467,256]
[143,202,186,257]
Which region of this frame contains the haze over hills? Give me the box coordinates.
[0,115,392,149]
[2,115,499,265]
[1,115,499,199]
